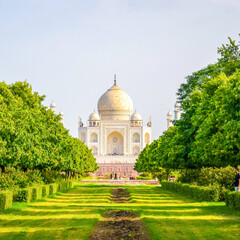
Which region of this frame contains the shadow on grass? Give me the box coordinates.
[0,185,240,240]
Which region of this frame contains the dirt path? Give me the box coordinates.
[109,188,130,203]
[89,188,150,240]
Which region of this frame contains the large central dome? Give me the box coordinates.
[97,79,133,120]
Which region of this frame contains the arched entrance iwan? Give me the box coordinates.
[107,131,123,155]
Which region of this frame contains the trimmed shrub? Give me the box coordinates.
[49,183,58,195]
[178,166,236,191]
[31,186,42,201]
[69,181,73,189]
[0,191,13,210]
[57,182,61,192]
[59,181,68,191]
[224,191,240,210]
[137,172,153,180]
[56,181,73,192]
[161,181,220,202]
[15,188,33,202]
[41,185,50,198]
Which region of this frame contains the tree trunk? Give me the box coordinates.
[0,165,5,173]
[166,169,170,181]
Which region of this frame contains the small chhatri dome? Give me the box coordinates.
[97,75,133,120]
[167,111,173,117]
[131,110,142,121]
[89,111,100,121]
[50,100,56,107]
[50,100,56,114]
[175,102,181,108]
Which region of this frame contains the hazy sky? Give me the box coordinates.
[0,0,239,139]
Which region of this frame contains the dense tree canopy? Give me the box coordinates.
[135,35,240,172]
[0,81,98,174]
[177,35,240,103]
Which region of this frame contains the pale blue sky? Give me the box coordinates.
[0,0,239,139]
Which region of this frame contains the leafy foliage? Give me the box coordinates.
[161,181,220,202]
[178,166,236,191]
[0,190,13,210]
[0,81,98,179]
[135,35,240,174]
[224,190,240,210]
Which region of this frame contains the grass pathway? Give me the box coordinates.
[0,184,240,239]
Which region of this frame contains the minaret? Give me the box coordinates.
[59,111,64,123]
[167,111,173,129]
[147,116,152,127]
[50,101,56,114]
[78,116,81,127]
[174,102,181,120]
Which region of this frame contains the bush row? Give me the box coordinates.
[161,181,220,202]
[222,189,240,210]
[0,181,73,210]
[0,167,65,192]
[0,191,13,210]
[178,166,236,191]
[162,181,240,210]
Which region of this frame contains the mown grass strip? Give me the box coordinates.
[0,185,239,240]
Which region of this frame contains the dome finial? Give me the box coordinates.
[114,74,117,85]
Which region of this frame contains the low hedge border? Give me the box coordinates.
[32,186,42,201]
[12,180,74,204]
[42,185,50,198]
[0,191,13,210]
[223,189,240,210]
[49,183,58,195]
[58,181,68,191]
[161,181,220,202]
[14,187,33,203]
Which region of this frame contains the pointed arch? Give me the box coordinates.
[145,133,150,143]
[107,131,123,155]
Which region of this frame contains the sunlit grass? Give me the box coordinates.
[0,184,240,239]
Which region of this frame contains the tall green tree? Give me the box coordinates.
[0,81,98,174]
[134,35,240,172]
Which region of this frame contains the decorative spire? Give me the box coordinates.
[59,111,64,124]
[79,116,84,127]
[167,110,173,129]
[114,74,117,85]
[147,115,152,127]
[50,100,56,114]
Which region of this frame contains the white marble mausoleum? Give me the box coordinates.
[78,76,152,177]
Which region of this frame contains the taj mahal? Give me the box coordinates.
[78,76,152,177]
[50,75,181,177]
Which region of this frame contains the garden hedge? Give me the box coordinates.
[31,186,42,201]
[13,181,74,203]
[68,181,73,189]
[15,187,33,203]
[0,191,13,210]
[49,183,58,195]
[58,181,68,191]
[223,190,240,210]
[161,181,220,202]
[42,185,50,198]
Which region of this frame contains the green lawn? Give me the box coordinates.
[0,184,240,239]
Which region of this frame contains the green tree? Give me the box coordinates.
[0,81,98,175]
[135,35,240,172]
